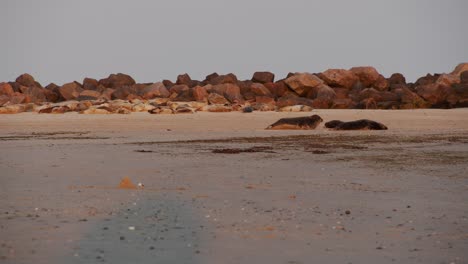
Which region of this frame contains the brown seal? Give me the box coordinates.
[266,114,323,130]
[325,119,388,130]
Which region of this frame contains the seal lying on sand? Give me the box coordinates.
[325,119,388,130]
[266,115,323,130]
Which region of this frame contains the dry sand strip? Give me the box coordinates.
[0,109,467,264]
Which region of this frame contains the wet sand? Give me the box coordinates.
[1,109,468,264]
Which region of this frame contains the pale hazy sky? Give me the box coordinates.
[1,0,467,85]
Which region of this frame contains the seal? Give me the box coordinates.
[266,114,323,130]
[325,119,388,130]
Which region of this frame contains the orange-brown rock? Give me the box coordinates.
[308,84,336,101]
[59,82,83,101]
[77,90,101,101]
[0,95,9,106]
[312,98,332,109]
[176,73,192,86]
[203,73,220,84]
[460,71,468,84]
[319,69,359,89]
[82,78,98,90]
[333,88,350,100]
[415,83,451,106]
[9,93,27,104]
[192,86,208,102]
[141,82,169,99]
[250,83,272,96]
[162,79,175,89]
[435,74,460,87]
[255,96,275,105]
[415,74,438,86]
[264,82,289,98]
[207,92,229,105]
[209,73,238,85]
[21,86,47,103]
[169,84,189,95]
[451,63,468,77]
[284,73,323,96]
[111,85,138,100]
[350,67,379,86]
[99,73,136,88]
[100,88,115,101]
[15,73,36,87]
[252,71,275,84]
[43,89,59,103]
[388,73,406,86]
[210,83,243,103]
[0,83,14,96]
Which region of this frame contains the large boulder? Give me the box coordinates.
[250,83,272,96]
[388,73,406,86]
[333,88,350,100]
[394,86,428,108]
[176,73,192,86]
[435,74,460,87]
[209,73,238,85]
[357,88,384,102]
[207,93,229,105]
[255,96,275,105]
[460,71,468,84]
[169,84,190,95]
[15,73,36,87]
[264,81,289,98]
[451,63,468,77]
[77,90,101,101]
[162,79,175,89]
[415,74,438,86]
[59,82,83,101]
[9,93,27,104]
[111,85,138,100]
[203,72,220,84]
[83,78,99,90]
[319,69,359,89]
[141,82,169,99]
[98,73,136,88]
[415,83,451,106]
[284,73,323,96]
[174,89,195,102]
[192,86,208,102]
[252,71,275,84]
[100,88,115,101]
[0,83,14,96]
[315,84,336,101]
[21,86,47,103]
[276,94,314,108]
[0,95,9,106]
[210,83,243,103]
[349,67,380,87]
[44,83,61,102]
[448,82,468,107]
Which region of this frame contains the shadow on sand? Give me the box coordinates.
[67,190,204,264]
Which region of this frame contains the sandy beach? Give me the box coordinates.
[1,109,468,264]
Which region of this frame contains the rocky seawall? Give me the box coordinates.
[1,64,467,114]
